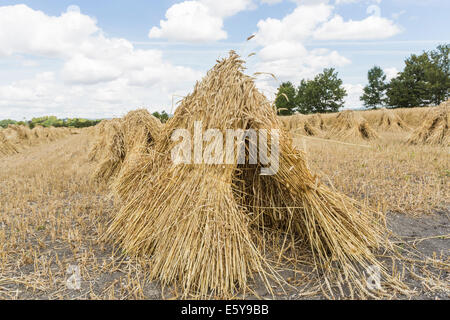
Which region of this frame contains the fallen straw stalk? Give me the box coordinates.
[105,51,409,298]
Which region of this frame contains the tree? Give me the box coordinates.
[274,82,297,115]
[386,53,432,108]
[296,68,347,114]
[0,119,17,128]
[152,111,170,123]
[360,66,387,109]
[428,44,450,105]
[386,44,449,108]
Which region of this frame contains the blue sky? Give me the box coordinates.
[0,0,448,120]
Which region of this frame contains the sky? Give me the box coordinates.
[0,0,448,120]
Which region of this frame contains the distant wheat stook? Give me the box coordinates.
[88,109,162,184]
[103,51,409,298]
[407,100,449,146]
[325,110,379,141]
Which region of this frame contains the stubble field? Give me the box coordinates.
[0,106,448,300]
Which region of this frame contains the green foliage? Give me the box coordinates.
[275,82,297,115]
[274,69,347,115]
[62,118,102,128]
[0,119,18,128]
[428,44,450,105]
[386,44,449,108]
[1,116,101,129]
[30,116,60,128]
[387,53,433,108]
[152,111,170,123]
[361,66,388,109]
[296,68,347,114]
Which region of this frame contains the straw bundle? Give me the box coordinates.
[377,109,410,132]
[283,114,321,136]
[69,128,82,135]
[106,52,405,298]
[326,110,379,141]
[394,107,432,128]
[407,102,449,146]
[46,127,66,140]
[0,131,19,157]
[88,120,110,162]
[278,116,290,131]
[31,126,50,142]
[89,110,162,183]
[89,119,126,182]
[2,127,19,142]
[29,126,71,144]
[111,110,163,200]
[307,113,325,131]
[8,124,33,145]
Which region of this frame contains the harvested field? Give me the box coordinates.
[0,53,448,300]
[0,123,448,300]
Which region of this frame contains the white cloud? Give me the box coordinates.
[0,2,405,119]
[0,4,203,119]
[201,0,255,17]
[335,0,381,4]
[62,55,122,85]
[256,47,350,82]
[342,83,364,109]
[254,3,350,83]
[148,0,255,42]
[259,41,308,61]
[0,5,99,58]
[384,67,399,81]
[21,59,39,67]
[255,3,333,45]
[314,15,401,40]
[259,0,283,4]
[251,0,400,107]
[148,1,227,42]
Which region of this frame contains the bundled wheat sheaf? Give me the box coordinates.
[326,110,379,141]
[307,113,325,131]
[395,107,432,128]
[89,109,162,183]
[0,131,19,156]
[407,100,449,146]
[0,125,73,156]
[284,114,321,137]
[105,52,408,298]
[376,108,410,132]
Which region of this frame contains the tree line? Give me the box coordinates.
[275,44,449,115]
[0,111,171,129]
[0,116,102,129]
